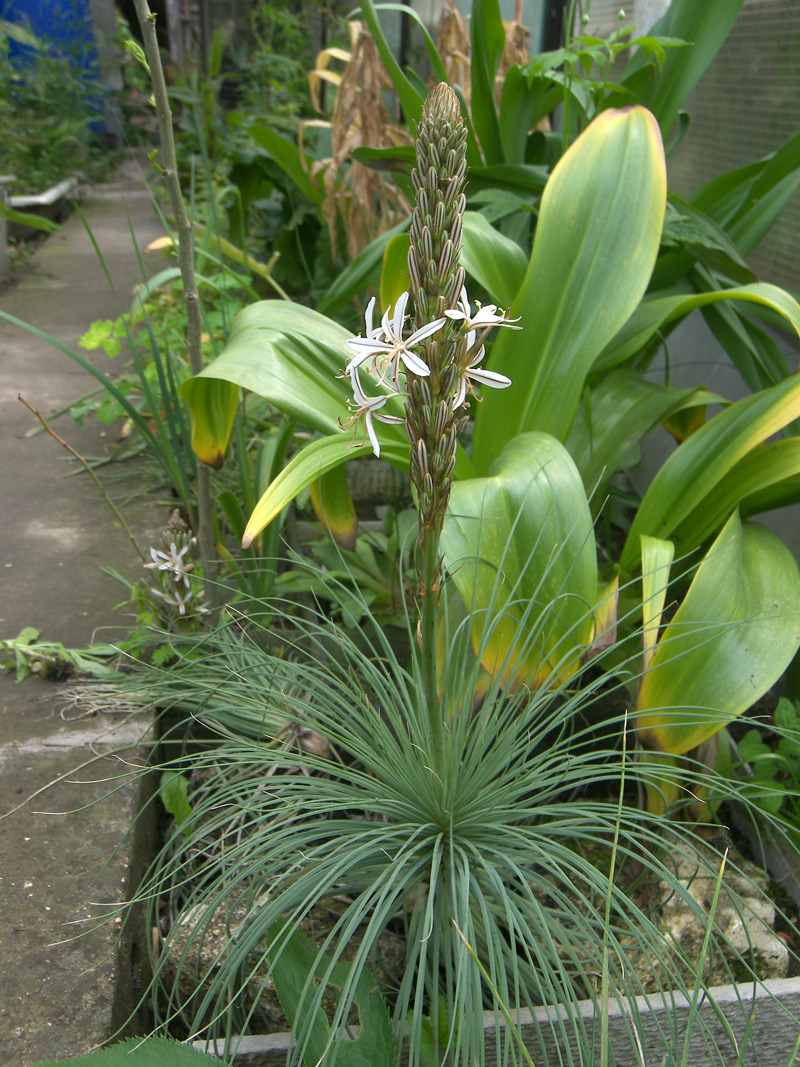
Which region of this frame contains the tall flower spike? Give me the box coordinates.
[404,83,469,548]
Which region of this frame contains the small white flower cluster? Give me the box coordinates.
[341,287,518,457]
[144,515,209,619]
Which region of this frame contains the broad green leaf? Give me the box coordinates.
[567,372,721,498]
[650,194,756,291]
[691,159,765,227]
[499,67,560,165]
[380,233,412,315]
[442,433,597,689]
[309,463,358,550]
[621,0,744,138]
[33,1036,216,1065]
[597,283,800,373]
[620,374,800,572]
[181,303,351,460]
[267,921,396,1067]
[243,434,409,547]
[473,107,666,468]
[640,535,674,674]
[701,301,792,394]
[159,771,192,829]
[728,131,800,252]
[235,117,324,206]
[351,144,415,173]
[181,376,239,468]
[359,0,424,126]
[672,438,800,555]
[317,217,410,318]
[470,0,505,164]
[737,475,800,519]
[635,512,800,755]
[461,212,527,308]
[467,162,548,199]
[729,171,800,257]
[0,204,59,233]
[370,4,448,85]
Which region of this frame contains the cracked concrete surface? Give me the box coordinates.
[0,152,166,1064]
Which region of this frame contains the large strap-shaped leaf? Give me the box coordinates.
[619,0,744,139]
[317,217,410,318]
[567,372,721,498]
[181,376,240,469]
[309,463,358,550]
[671,438,800,555]
[233,116,324,206]
[461,211,527,309]
[242,434,410,548]
[180,301,353,466]
[470,0,505,165]
[596,283,800,372]
[441,433,596,689]
[635,512,800,756]
[472,107,666,470]
[620,373,800,573]
[359,0,424,127]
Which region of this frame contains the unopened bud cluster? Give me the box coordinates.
[340,84,518,590]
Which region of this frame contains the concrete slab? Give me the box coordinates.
[0,150,168,1064]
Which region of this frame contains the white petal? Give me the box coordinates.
[408,316,446,345]
[470,367,512,389]
[400,348,431,377]
[364,295,377,336]
[349,364,369,403]
[346,339,391,368]
[364,410,382,457]
[392,291,410,338]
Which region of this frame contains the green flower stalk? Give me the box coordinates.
[343,83,518,768]
[406,83,469,551]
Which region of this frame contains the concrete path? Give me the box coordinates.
[0,152,166,1064]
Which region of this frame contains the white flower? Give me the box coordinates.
[346,291,445,387]
[151,586,209,616]
[144,541,195,588]
[454,341,512,409]
[341,367,405,458]
[444,286,521,333]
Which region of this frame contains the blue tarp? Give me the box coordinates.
[1,0,108,131]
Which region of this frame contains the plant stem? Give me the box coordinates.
[419,524,445,774]
[133,0,215,582]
